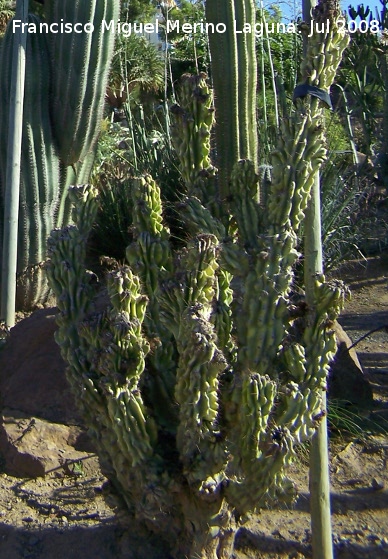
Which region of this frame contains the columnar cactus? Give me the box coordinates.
[46,1,349,558]
[0,14,61,309]
[46,0,119,166]
[0,0,119,311]
[205,0,258,198]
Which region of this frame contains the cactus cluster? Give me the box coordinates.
[46,1,349,558]
[0,0,119,311]
[170,73,216,204]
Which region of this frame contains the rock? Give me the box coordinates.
[0,307,81,424]
[0,408,97,478]
[0,307,98,478]
[371,477,385,491]
[328,321,374,408]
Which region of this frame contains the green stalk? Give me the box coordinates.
[335,84,359,166]
[301,1,333,557]
[304,164,332,559]
[260,2,279,131]
[259,33,267,130]
[0,0,28,327]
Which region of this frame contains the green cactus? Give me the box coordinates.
[55,151,97,230]
[205,0,258,199]
[46,1,349,558]
[170,73,216,204]
[46,0,119,166]
[0,14,61,309]
[0,2,119,312]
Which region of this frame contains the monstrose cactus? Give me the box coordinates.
[46,1,349,558]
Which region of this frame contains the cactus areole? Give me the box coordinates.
[46,1,349,558]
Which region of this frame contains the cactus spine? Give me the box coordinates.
[46,1,349,558]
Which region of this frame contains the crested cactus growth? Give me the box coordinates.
[46,0,120,166]
[0,1,118,312]
[46,1,349,558]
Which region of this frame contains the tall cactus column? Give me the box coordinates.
[170,73,216,205]
[205,0,258,199]
[46,0,120,230]
[45,0,119,167]
[0,0,120,313]
[0,12,61,315]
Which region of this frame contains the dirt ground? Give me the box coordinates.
[0,256,387,559]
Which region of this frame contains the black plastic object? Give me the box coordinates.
[293,84,333,109]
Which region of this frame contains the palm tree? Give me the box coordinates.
[107,34,165,110]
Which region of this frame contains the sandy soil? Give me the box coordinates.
[0,256,387,559]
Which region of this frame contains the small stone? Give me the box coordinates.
[371,478,385,491]
[367,534,380,542]
[22,517,33,523]
[354,529,365,537]
[61,516,68,525]
[272,529,286,539]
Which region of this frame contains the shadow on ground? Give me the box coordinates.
[339,311,388,335]
[235,524,388,559]
[0,492,387,559]
[0,521,173,559]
